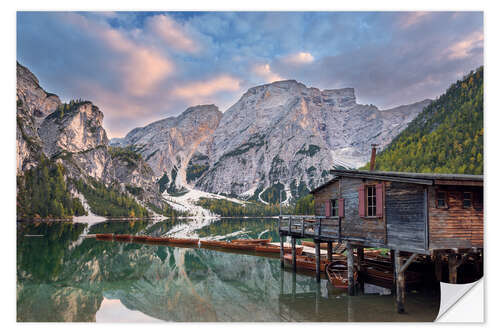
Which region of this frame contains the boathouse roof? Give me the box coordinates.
[310,169,483,193]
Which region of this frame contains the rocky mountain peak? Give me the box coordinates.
[17,62,61,122]
[38,101,109,158]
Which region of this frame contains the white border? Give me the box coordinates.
[2,0,497,331]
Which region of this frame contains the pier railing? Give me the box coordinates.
[278,215,340,239]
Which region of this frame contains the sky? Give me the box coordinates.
[17,11,483,138]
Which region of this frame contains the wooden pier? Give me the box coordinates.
[278,169,483,313]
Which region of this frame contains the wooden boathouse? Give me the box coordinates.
[278,169,483,313]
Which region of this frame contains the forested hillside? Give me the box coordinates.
[368,67,483,174]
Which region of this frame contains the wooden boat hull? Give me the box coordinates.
[132,235,149,242]
[95,233,113,240]
[326,260,357,289]
[114,234,132,241]
[255,245,304,255]
[231,238,271,244]
[301,241,330,249]
[200,240,228,247]
[283,254,328,271]
[224,243,257,251]
[168,238,199,245]
[147,237,171,243]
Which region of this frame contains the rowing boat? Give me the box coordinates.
[326,260,357,289]
[283,254,328,271]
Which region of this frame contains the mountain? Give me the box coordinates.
[16,63,167,219]
[192,81,430,202]
[114,79,430,203]
[370,67,483,175]
[110,104,222,193]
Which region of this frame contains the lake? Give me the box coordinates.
[17,218,440,322]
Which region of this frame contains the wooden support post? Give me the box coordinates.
[390,249,396,291]
[288,216,292,233]
[357,247,364,271]
[280,234,284,268]
[395,250,405,314]
[315,281,320,315]
[327,241,333,262]
[315,241,321,282]
[291,237,297,272]
[473,253,482,277]
[434,254,442,282]
[347,243,355,296]
[448,253,463,284]
[292,270,297,300]
[280,266,284,295]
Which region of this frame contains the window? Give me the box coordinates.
[366,185,377,217]
[331,199,338,217]
[437,191,447,208]
[359,183,383,217]
[463,192,472,208]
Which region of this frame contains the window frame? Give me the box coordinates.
[463,192,473,209]
[436,190,448,209]
[330,198,339,217]
[366,185,377,217]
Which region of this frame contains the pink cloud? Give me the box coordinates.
[146,15,200,53]
[172,75,241,99]
[65,13,174,97]
[446,31,484,59]
[399,12,432,29]
[252,64,283,83]
[282,52,315,65]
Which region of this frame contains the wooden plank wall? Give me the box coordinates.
[428,185,483,249]
[313,178,385,243]
[385,182,426,252]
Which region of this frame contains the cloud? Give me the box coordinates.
[252,64,283,83]
[446,31,484,59]
[65,13,174,97]
[282,52,314,65]
[101,29,173,96]
[399,12,432,29]
[146,14,200,53]
[172,75,241,99]
[17,11,483,137]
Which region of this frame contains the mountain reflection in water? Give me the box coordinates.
[17,218,440,322]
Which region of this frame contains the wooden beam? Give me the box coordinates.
[315,241,321,282]
[434,254,442,281]
[280,235,284,268]
[390,249,396,290]
[448,253,464,284]
[347,243,355,296]
[357,247,364,271]
[400,253,418,273]
[435,179,483,186]
[327,241,333,262]
[395,250,406,314]
[291,237,297,272]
